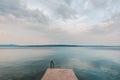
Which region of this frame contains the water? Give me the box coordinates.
[0,47,120,80]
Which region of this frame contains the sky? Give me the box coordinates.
[0,0,120,45]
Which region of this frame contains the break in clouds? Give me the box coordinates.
[0,0,120,45]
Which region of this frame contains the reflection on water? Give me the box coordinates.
[0,47,120,80]
[0,48,53,63]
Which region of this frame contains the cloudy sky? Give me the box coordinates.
[0,0,120,45]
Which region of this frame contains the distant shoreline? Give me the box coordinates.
[0,44,120,47]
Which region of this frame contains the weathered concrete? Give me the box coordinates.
[42,68,78,80]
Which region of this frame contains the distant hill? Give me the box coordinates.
[0,44,120,47]
[0,44,18,47]
[25,44,79,47]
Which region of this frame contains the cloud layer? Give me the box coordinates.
[0,0,120,45]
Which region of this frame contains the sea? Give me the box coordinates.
[0,46,120,80]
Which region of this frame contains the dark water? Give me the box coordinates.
[0,47,120,80]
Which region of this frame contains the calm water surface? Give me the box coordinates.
[0,47,120,80]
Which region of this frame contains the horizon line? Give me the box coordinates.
[0,44,120,47]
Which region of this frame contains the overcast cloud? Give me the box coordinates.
[0,0,120,45]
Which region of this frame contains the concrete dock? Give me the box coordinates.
[42,68,78,80]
